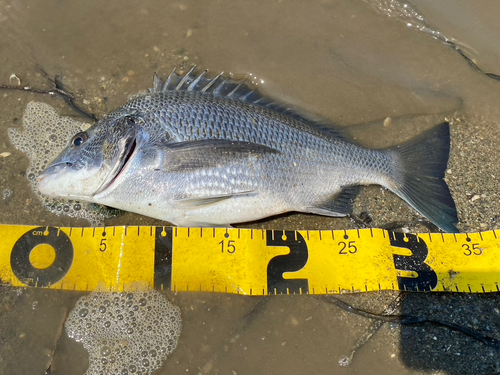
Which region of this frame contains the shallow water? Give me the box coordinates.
[1,1,500,374]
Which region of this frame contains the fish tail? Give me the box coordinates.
[388,122,458,232]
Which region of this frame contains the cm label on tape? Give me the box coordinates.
[0,225,499,294]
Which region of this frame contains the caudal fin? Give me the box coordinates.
[389,122,458,233]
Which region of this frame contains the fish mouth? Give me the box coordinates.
[94,132,137,195]
[39,163,69,181]
[38,163,71,197]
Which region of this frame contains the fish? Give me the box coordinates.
[38,67,458,232]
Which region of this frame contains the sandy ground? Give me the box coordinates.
[0,0,500,374]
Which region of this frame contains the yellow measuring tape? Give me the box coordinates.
[0,224,499,294]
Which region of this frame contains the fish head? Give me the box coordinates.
[38,115,138,200]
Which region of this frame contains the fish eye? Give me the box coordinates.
[71,132,89,147]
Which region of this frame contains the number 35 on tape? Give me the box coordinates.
[0,224,499,294]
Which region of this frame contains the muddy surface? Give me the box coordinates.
[1,1,500,374]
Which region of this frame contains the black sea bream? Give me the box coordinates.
[38,68,458,231]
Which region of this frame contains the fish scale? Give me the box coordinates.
[39,68,458,231]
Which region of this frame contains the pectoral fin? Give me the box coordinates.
[162,139,279,172]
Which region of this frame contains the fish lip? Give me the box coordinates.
[38,163,69,181]
[38,162,72,198]
[93,130,138,195]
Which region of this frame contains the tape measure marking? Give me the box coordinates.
[1,225,500,294]
[10,227,74,287]
[266,230,308,295]
[154,227,173,291]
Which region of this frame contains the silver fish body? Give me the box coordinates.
[39,68,458,231]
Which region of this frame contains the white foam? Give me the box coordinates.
[65,289,182,375]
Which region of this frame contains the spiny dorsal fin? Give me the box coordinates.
[150,66,265,101]
[149,67,347,139]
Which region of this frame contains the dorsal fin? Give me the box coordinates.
[149,66,265,100]
[149,67,348,139]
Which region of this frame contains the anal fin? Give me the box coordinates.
[306,186,361,217]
